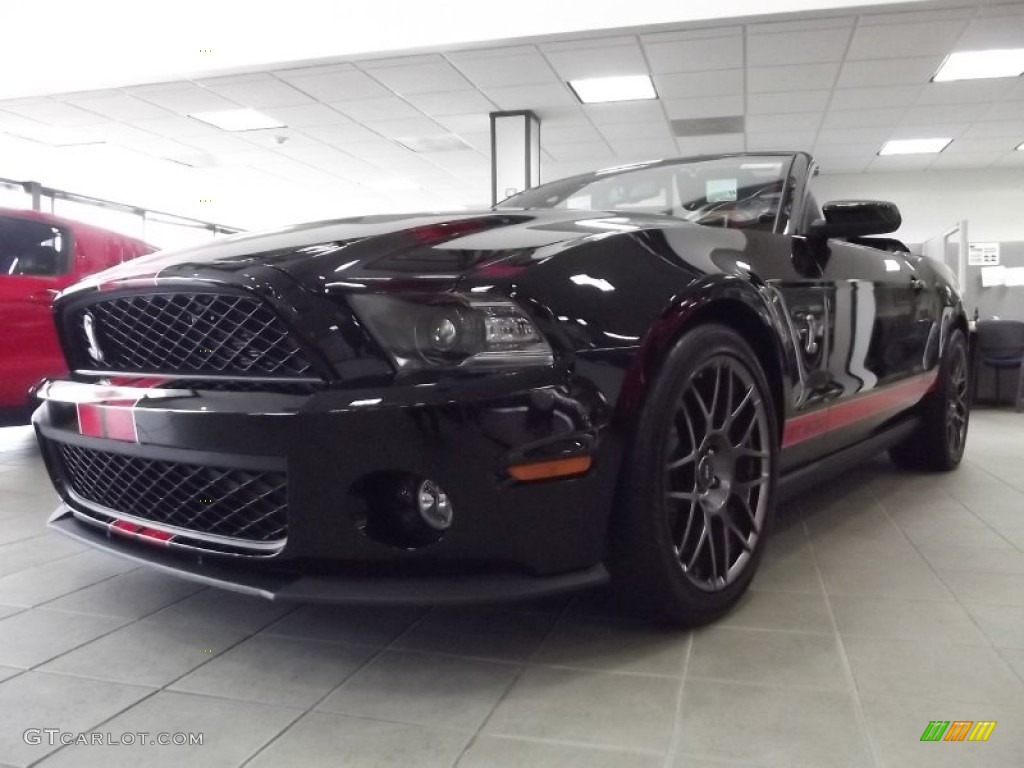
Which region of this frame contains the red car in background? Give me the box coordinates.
[0,208,155,418]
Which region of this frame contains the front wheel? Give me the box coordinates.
[611,324,778,627]
[889,328,970,471]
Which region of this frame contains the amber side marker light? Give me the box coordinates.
[508,455,592,481]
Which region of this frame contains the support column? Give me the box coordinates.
[490,110,541,205]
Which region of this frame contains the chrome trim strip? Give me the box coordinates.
[73,370,324,384]
[65,489,286,553]
[37,380,195,404]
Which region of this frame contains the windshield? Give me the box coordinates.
[496,154,794,231]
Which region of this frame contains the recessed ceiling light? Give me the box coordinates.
[569,75,657,104]
[878,138,952,156]
[395,135,470,152]
[933,49,1024,81]
[189,109,286,131]
[1017,142,1024,151]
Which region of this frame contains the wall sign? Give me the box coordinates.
[968,242,1000,266]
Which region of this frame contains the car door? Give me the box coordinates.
[799,198,936,452]
[0,216,74,408]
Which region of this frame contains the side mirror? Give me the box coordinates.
[809,200,901,240]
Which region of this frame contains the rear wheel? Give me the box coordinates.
[889,328,969,471]
[611,324,778,626]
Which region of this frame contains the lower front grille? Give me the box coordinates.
[56,444,288,544]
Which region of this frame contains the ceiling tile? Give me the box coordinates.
[360,61,471,95]
[597,121,672,141]
[817,127,890,146]
[746,131,818,151]
[540,35,638,52]
[983,100,1024,121]
[830,85,924,111]
[859,7,974,25]
[330,97,421,122]
[484,84,577,110]
[434,113,492,134]
[866,154,935,171]
[61,93,173,122]
[643,35,743,74]
[900,104,967,125]
[888,123,969,140]
[747,16,854,34]
[748,90,831,115]
[1,99,108,126]
[745,113,817,133]
[821,107,905,129]
[261,104,350,127]
[957,13,1024,50]
[127,84,237,115]
[545,142,615,162]
[449,53,557,88]
[837,56,944,89]
[608,137,678,159]
[541,123,603,145]
[641,26,742,45]
[664,94,744,120]
[747,28,852,66]
[812,141,880,159]
[235,127,319,148]
[584,101,665,125]
[674,134,745,155]
[129,115,222,138]
[178,133,260,155]
[964,120,1024,139]
[403,90,495,117]
[274,69,392,101]
[747,63,839,94]
[846,20,968,60]
[928,152,1000,169]
[198,74,316,108]
[916,80,1019,106]
[364,117,446,139]
[943,137,1020,154]
[653,70,743,99]
[300,122,391,146]
[544,44,648,80]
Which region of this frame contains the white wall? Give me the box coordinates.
[813,167,1024,244]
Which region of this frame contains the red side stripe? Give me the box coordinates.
[77,404,104,437]
[783,371,939,448]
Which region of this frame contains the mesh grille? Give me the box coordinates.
[75,293,315,376]
[58,444,288,542]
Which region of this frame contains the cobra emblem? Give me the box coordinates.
[82,312,105,364]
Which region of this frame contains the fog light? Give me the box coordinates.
[416,479,453,531]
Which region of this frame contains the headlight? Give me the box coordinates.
[348,293,554,371]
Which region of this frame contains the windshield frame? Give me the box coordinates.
[494,152,802,235]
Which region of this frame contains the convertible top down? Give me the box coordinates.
[33,152,969,625]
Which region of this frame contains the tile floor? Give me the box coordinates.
[0,410,1021,767]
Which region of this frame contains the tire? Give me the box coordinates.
[889,328,970,472]
[611,323,779,627]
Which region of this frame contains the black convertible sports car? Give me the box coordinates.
[33,151,970,625]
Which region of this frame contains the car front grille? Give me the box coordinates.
[72,293,316,377]
[57,443,288,543]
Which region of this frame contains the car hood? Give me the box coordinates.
[75,209,694,292]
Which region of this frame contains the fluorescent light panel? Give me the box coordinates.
[1017,142,1024,151]
[879,138,952,156]
[933,49,1024,81]
[189,109,285,131]
[569,75,656,104]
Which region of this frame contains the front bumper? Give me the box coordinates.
[34,372,618,605]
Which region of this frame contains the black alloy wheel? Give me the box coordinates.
[613,323,778,626]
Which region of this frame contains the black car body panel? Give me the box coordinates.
[33,152,968,604]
